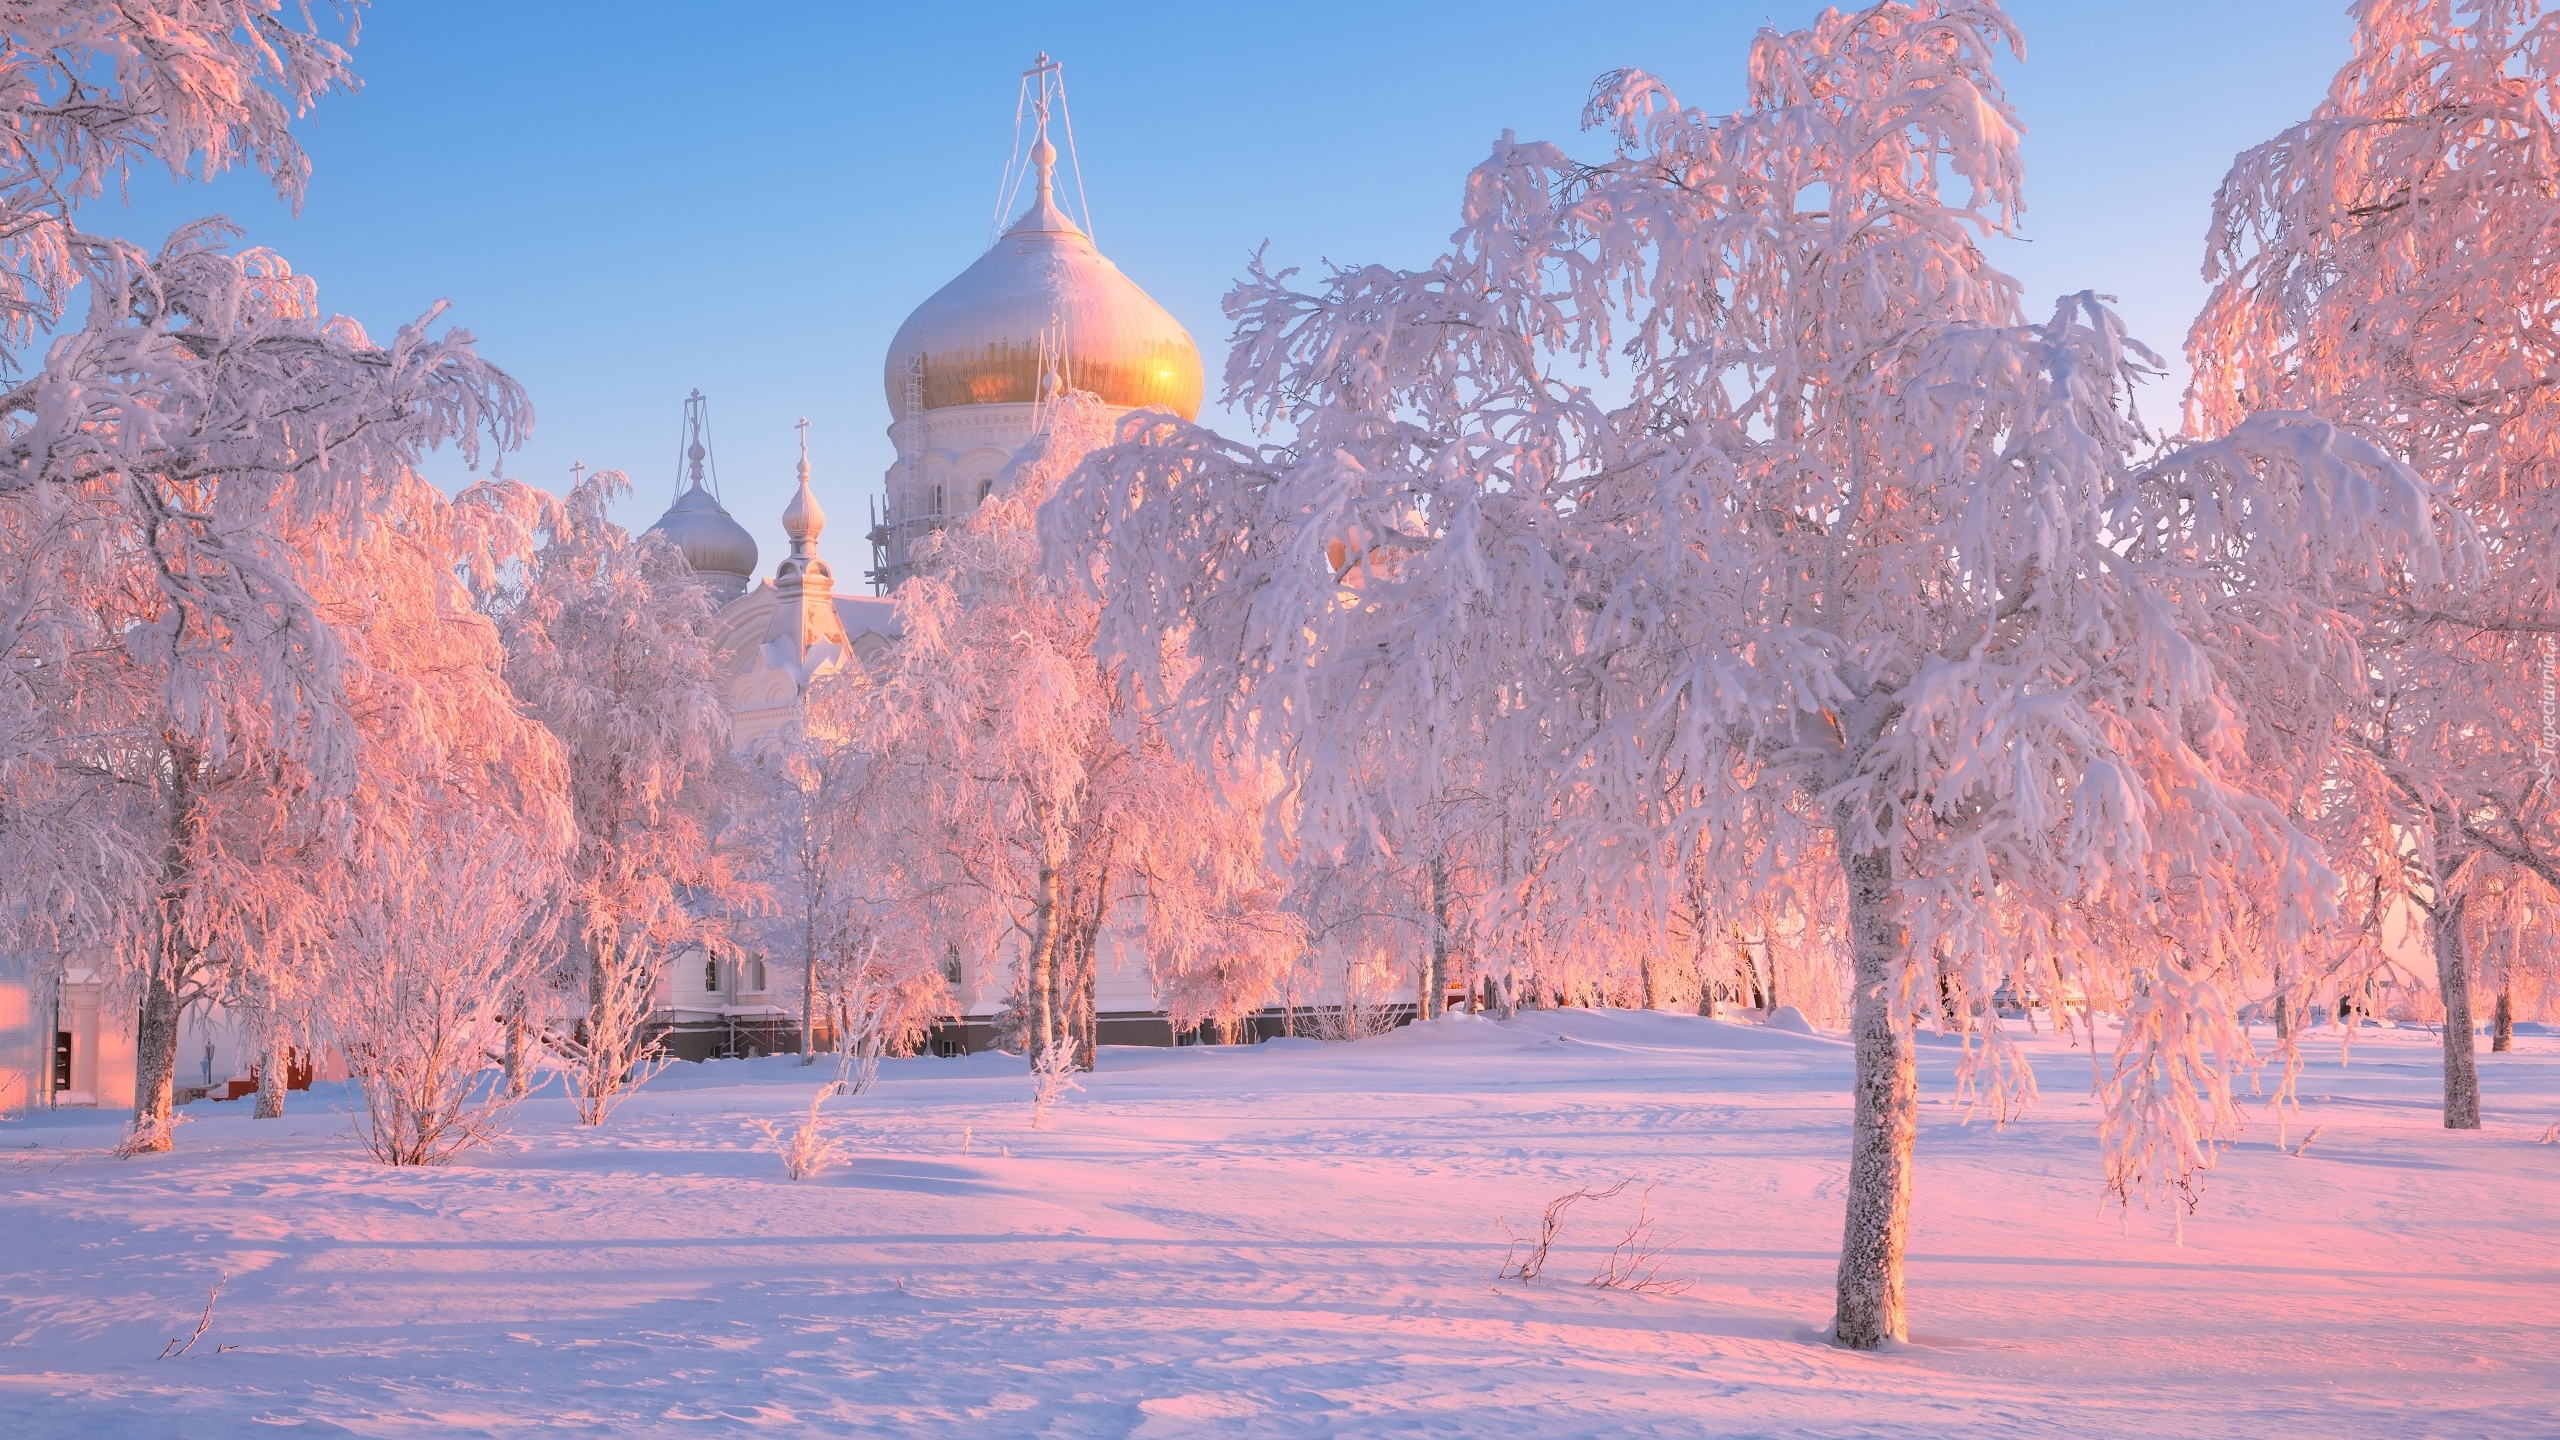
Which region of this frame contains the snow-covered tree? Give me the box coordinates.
[2189,0,2560,1128]
[1048,0,2445,1346]
[25,237,525,1149]
[864,392,1296,1075]
[0,2,545,1151]
[487,469,738,1126]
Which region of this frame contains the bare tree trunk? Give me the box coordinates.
[253,1026,287,1118]
[2430,887,2482,1128]
[1078,943,1098,1070]
[1024,851,1061,1072]
[801,915,819,1063]
[2430,887,2480,1130]
[131,747,201,1152]
[1833,834,1916,1350]
[503,995,532,1099]
[2492,981,2514,1053]
[1424,856,1452,1020]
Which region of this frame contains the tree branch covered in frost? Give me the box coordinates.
[0,1,362,363]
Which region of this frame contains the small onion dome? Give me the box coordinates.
[647,481,758,600]
[884,136,1203,422]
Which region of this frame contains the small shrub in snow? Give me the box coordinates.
[754,1093,850,1181]
[1029,1039,1081,1130]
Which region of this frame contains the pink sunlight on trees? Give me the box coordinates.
[2190,0,2560,1132]
[1046,1,2456,1346]
[0,3,2556,1428]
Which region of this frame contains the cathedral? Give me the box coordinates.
[638,80,1214,1060]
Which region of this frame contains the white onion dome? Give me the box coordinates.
[775,444,830,587]
[884,138,1204,422]
[647,441,757,599]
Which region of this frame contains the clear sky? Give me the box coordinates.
[97,1,2355,582]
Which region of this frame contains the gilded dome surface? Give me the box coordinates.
[884,159,1203,422]
[648,483,758,585]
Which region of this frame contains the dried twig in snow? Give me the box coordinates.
[159,1276,224,1359]
[1588,1182,1689,1295]
[1497,1179,1629,1284]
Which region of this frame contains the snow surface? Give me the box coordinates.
[2,1009,2555,1437]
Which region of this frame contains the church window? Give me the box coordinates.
[705,958,720,993]
[751,959,768,991]
[943,945,964,987]
[932,483,945,515]
[976,477,993,504]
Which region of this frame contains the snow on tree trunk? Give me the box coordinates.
[129,969,183,1151]
[1026,852,1063,1072]
[2430,889,2481,1131]
[1833,836,1916,1350]
[2492,984,2514,1054]
[253,1029,287,1119]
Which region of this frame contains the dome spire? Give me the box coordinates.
[676,388,722,501]
[782,414,824,550]
[762,415,847,691]
[645,388,757,602]
[1001,52,1088,241]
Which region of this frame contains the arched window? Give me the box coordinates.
[704,957,720,994]
[976,476,993,504]
[932,482,945,515]
[751,959,768,992]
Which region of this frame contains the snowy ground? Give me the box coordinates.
[2,1010,2555,1438]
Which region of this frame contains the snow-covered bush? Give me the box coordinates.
[754,1092,851,1181]
[326,836,546,1167]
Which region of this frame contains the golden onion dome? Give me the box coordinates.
[885,138,1203,422]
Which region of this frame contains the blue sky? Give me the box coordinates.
[97,1,2354,580]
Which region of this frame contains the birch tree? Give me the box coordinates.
[1049,0,2445,1346]
[2190,0,2560,1127]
